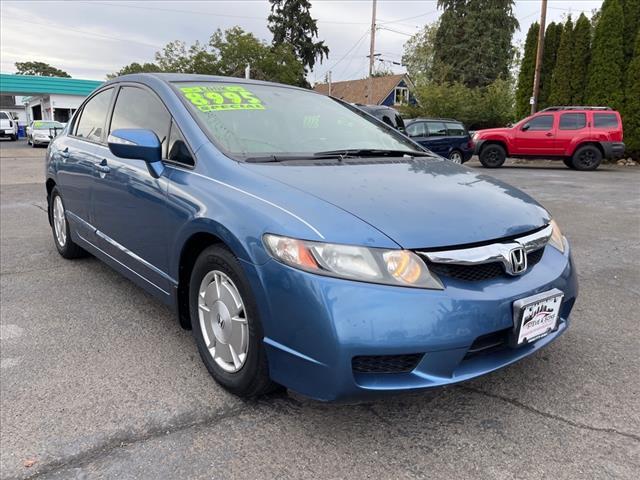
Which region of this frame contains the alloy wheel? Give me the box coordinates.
[449,151,462,164]
[198,270,249,373]
[52,195,67,247]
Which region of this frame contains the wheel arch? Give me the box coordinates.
[479,139,509,156]
[572,141,604,158]
[45,178,56,225]
[174,220,265,330]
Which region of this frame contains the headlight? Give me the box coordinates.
[263,234,443,289]
[548,219,566,253]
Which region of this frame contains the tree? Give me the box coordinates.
[570,14,591,104]
[268,0,329,76]
[433,0,519,88]
[623,31,640,157]
[402,22,442,83]
[148,27,305,85]
[15,61,70,77]
[622,0,640,64]
[209,27,305,85]
[549,16,574,106]
[155,40,218,74]
[587,0,625,110]
[538,22,562,108]
[107,62,162,79]
[515,22,539,118]
[409,78,515,130]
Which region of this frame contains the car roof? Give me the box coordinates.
[356,104,398,111]
[408,118,463,123]
[102,73,314,95]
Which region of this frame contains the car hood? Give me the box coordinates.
[243,158,549,249]
[475,127,512,137]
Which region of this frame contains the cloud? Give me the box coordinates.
[1,0,602,82]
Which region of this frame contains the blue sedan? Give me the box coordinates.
[45,74,577,401]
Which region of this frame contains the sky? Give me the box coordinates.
[0,0,603,84]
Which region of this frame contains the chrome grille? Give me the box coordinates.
[417,226,551,281]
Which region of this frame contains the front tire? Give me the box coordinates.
[572,145,602,171]
[479,144,506,168]
[49,187,86,259]
[189,245,275,398]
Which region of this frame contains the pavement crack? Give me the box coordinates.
[13,403,249,480]
[31,203,47,214]
[461,386,640,442]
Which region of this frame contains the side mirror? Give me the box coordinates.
[521,123,530,131]
[108,128,164,178]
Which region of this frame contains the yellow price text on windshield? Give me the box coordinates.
[179,85,265,112]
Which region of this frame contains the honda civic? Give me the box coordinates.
[45,74,578,401]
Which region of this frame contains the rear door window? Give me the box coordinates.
[109,86,171,157]
[426,121,447,136]
[559,113,587,130]
[74,88,114,142]
[445,122,466,136]
[406,122,427,137]
[526,115,554,131]
[593,113,618,128]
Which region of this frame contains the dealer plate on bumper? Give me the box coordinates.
[512,288,564,345]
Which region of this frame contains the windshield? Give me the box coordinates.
[174,82,419,158]
[33,121,64,130]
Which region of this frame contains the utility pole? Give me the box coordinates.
[245,64,250,79]
[367,0,377,104]
[531,0,548,115]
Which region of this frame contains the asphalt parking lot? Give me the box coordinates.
[1,139,639,479]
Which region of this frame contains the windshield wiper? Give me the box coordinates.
[244,153,348,163]
[244,149,433,163]
[312,148,432,158]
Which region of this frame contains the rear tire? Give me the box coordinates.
[49,187,87,259]
[10,134,16,141]
[572,145,602,171]
[189,245,276,398]
[448,149,463,164]
[562,158,576,169]
[479,144,506,168]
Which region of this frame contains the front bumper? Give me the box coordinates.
[246,243,577,401]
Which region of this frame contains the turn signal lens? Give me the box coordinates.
[263,234,443,289]
[263,235,318,269]
[383,250,423,284]
[549,219,566,253]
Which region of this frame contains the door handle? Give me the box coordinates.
[60,147,70,159]
[545,132,553,137]
[96,159,110,174]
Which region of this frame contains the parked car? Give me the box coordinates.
[0,111,18,141]
[405,118,474,163]
[46,74,577,401]
[473,106,625,170]
[27,120,65,147]
[354,104,406,133]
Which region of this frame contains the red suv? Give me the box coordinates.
[473,107,625,170]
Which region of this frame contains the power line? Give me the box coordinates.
[317,28,371,79]
[85,1,373,26]
[2,14,162,49]
[378,26,415,37]
[378,9,439,25]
